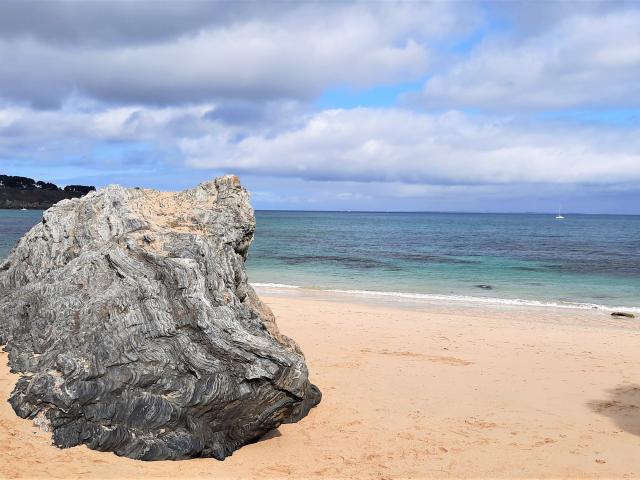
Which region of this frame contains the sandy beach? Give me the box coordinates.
[1,290,639,479]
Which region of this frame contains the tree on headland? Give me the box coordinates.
[0,174,96,209]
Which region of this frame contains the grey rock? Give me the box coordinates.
[0,176,320,461]
[611,311,636,319]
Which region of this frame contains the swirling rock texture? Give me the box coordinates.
[0,176,321,461]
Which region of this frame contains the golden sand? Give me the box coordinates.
[1,292,639,479]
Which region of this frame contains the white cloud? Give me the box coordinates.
[0,2,639,212]
[2,105,639,187]
[416,8,640,110]
[0,2,477,108]
[181,108,640,186]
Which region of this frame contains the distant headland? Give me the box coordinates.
[0,174,95,210]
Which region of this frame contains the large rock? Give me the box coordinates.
[0,176,320,460]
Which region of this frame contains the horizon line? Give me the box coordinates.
[253,209,640,216]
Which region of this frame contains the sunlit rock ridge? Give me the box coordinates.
[0,176,321,460]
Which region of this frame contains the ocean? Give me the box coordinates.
[1,209,639,312]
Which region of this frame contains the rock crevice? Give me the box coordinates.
[0,176,321,461]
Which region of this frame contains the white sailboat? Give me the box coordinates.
[555,205,564,219]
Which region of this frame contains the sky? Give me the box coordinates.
[0,1,639,213]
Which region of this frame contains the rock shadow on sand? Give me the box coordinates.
[588,384,640,436]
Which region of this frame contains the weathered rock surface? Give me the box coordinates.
[0,176,321,460]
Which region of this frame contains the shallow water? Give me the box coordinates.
[247,211,640,311]
[1,209,639,311]
[0,209,42,260]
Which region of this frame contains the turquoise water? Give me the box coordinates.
[247,211,640,311]
[1,209,639,311]
[0,209,43,259]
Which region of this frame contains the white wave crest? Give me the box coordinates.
[251,282,301,289]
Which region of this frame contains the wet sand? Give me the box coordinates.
[1,292,639,479]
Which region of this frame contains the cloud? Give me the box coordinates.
[182,108,640,186]
[415,6,640,110]
[0,1,638,213]
[0,1,274,46]
[0,2,478,108]
[3,104,638,188]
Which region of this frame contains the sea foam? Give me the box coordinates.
[251,283,640,313]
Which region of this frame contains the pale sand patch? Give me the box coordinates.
[1,294,639,479]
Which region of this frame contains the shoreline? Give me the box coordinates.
[252,283,640,321]
[1,293,639,478]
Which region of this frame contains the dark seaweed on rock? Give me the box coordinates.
[0,176,321,461]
